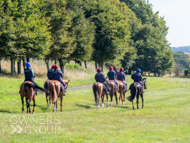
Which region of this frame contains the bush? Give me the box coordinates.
[65,63,86,72]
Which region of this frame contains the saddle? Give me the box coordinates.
[130,82,143,92]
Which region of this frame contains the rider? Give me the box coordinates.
[53,64,66,95]
[107,66,118,91]
[47,65,55,80]
[114,66,118,74]
[95,68,110,95]
[117,67,128,93]
[24,62,49,94]
[131,68,143,92]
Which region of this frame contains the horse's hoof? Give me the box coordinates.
[102,104,104,108]
[97,106,100,109]
[107,104,109,107]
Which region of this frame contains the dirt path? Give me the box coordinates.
[67,84,92,90]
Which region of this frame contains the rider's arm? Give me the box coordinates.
[31,69,35,78]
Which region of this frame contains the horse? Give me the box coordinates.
[109,80,118,106]
[46,80,70,112]
[19,81,36,114]
[92,80,110,108]
[127,78,147,110]
[117,80,127,105]
[44,80,70,107]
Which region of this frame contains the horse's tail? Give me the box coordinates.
[49,82,57,103]
[93,83,98,102]
[127,83,137,102]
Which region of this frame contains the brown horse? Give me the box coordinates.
[44,80,70,107]
[109,80,118,106]
[46,80,70,112]
[117,80,127,105]
[19,81,36,113]
[127,78,147,110]
[92,80,110,108]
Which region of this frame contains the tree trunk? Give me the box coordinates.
[95,61,97,70]
[11,58,15,76]
[45,58,50,72]
[27,58,30,62]
[154,73,156,76]
[22,58,26,72]
[84,61,87,69]
[17,59,21,74]
[55,59,57,64]
[148,71,150,76]
[128,69,131,74]
[58,59,65,77]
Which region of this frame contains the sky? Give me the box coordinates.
[148,0,190,47]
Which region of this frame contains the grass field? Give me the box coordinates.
[0,76,190,142]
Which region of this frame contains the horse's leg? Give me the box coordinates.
[136,92,139,109]
[119,92,122,105]
[106,93,109,107]
[110,93,113,106]
[132,100,134,110]
[122,91,126,106]
[56,101,58,111]
[26,98,29,113]
[53,103,56,112]
[21,96,24,113]
[49,95,51,107]
[46,93,49,107]
[101,94,104,108]
[115,92,118,106]
[32,95,36,113]
[141,93,144,109]
[97,94,100,109]
[60,95,63,112]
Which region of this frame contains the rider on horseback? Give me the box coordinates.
[24,62,49,94]
[95,68,110,95]
[114,66,118,74]
[47,65,55,80]
[53,64,66,95]
[117,67,128,93]
[131,68,143,92]
[107,66,119,91]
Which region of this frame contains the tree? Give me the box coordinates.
[173,52,189,69]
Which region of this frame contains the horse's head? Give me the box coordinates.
[63,80,70,89]
[143,78,147,89]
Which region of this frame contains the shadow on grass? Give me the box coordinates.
[0,109,18,113]
[35,104,50,112]
[75,104,91,109]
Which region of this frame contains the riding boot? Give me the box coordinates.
[36,89,38,95]
[115,80,119,91]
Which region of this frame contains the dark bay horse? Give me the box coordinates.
[92,80,110,108]
[109,80,118,106]
[117,80,127,105]
[127,78,147,110]
[47,80,70,112]
[19,81,36,113]
[44,80,70,107]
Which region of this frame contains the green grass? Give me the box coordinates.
[0,77,190,142]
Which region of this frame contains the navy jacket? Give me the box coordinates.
[95,72,106,82]
[107,70,116,80]
[53,69,63,81]
[47,68,54,80]
[114,69,118,74]
[24,67,34,80]
[131,72,142,82]
[117,71,125,81]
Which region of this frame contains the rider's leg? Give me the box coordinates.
[114,80,119,91]
[59,80,66,95]
[30,78,49,94]
[123,81,128,92]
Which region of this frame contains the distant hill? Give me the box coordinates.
[172,46,190,53]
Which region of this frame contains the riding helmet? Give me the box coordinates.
[114,67,117,70]
[25,62,31,67]
[97,68,101,72]
[137,68,141,73]
[120,67,124,71]
[54,64,58,69]
[109,66,113,70]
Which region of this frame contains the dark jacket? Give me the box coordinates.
[131,72,142,82]
[47,68,54,80]
[24,67,34,80]
[117,71,125,81]
[95,72,106,82]
[107,70,116,80]
[114,69,118,74]
[53,69,63,81]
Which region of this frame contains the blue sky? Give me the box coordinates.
[148,0,190,47]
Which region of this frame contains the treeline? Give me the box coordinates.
[0,0,173,76]
[172,46,190,53]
